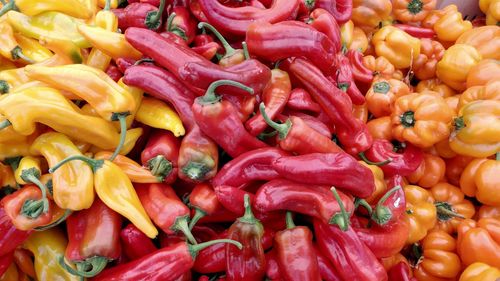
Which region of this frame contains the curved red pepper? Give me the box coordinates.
[362,139,424,177]
[197,0,300,37]
[188,183,223,229]
[222,94,256,122]
[212,147,289,189]
[113,0,166,31]
[0,207,31,256]
[120,224,157,260]
[165,6,197,44]
[285,88,321,114]
[189,0,208,22]
[271,153,375,198]
[246,21,337,74]
[282,57,373,155]
[347,49,373,84]
[275,213,321,281]
[254,179,355,225]
[388,262,417,281]
[393,24,436,39]
[192,42,220,60]
[313,219,388,281]
[265,249,282,280]
[115,58,137,73]
[0,252,13,277]
[105,65,122,82]
[309,8,342,53]
[141,130,180,184]
[278,112,332,137]
[314,244,342,281]
[159,31,188,46]
[192,80,268,158]
[333,53,365,105]
[354,219,409,259]
[314,0,353,24]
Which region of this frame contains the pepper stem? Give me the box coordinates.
[21,198,49,219]
[0,119,11,130]
[172,216,198,245]
[58,256,109,278]
[259,102,291,140]
[354,198,373,216]
[453,117,465,131]
[188,208,207,230]
[21,169,50,210]
[166,12,187,40]
[35,209,72,231]
[330,187,350,231]
[145,0,165,30]
[189,239,243,259]
[285,212,295,229]
[198,22,236,57]
[373,81,390,94]
[109,112,130,161]
[435,202,464,220]
[496,152,500,161]
[238,194,259,224]
[134,58,155,65]
[0,0,6,5]
[104,0,111,10]
[401,111,415,127]
[199,79,253,104]
[11,46,35,64]
[358,152,392,166]
[181,161,210,182]
[48,155,103,173]
[242,42,250,60]
[147,155,173,182]
[0,1,15,17]
[407,0,423,14]
[372,186,401,225]
[0,80,9,94]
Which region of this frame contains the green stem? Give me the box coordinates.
[496,152,499,161]
[10,46,35,64]
[242,42,249,60]
[145,0,166,30]
[147,155,172,182]
[0,80,9,94]
[134,58,155,65]
[188,208,206,230]
[181,161,210,182]
[285,212,295,229]
[373,81,390,94]
[329,187,350,231]
[198,22,236,57]
[0,119,11,130]
[401,111,415,128]
[0,0,6,6]
[104,0,111,10]
[407,0,423,14]
[239,194,259,224]
[48,155,102,173]
[166,12,176,31]
[354,198,373,217]
[435,202,464,220]
[172,216,198,245]
[189,239,242,259]
[199,79,253,104]
[109,112,129,161]
[372,186,401,225]
[22,171,50,212]
[4,156,21,173]
[59,256,109,278]
[0,1,15,17]
[259,102,291,140]
[21,199,48,219]
[35,209,72,231]
[257,130,278,141]
[358,152,392,166]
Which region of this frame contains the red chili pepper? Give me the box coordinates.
[223,93,256,122]
[314,244,342,281]
[282,57,373,155]
[178,125,219,183]
[192,42,220,60]
[115,58,137,73]
[0,252,13,277]
[347,49,373,84]
[114,0,166,30]
[285,88,321,114]
[105,64,123,82]
[141,130,180,184]
[164,7,197,44]
[120,223,157,260]
[245,69,291,136]
[313,0,352,24]
[309,8,341,53]
[298,0,315,17]
[189,0,208,22]
[197,0,300,37]
[198,22,247,67]
[361,139,424,177]
[271,153,375,198]
[192,80,267,158]
[124,28,271,96]
[135,183,197,245]
[159,232,186,248]
[265,249,282,280]
[333,53,365,105]
[388,262,417,281]
[278,112,331,138]
[246,21,337,74]
[259,103,342,155]
[159,31,189,46]
[212,147,289,189]
[188,183,223,229]
[193,34,215,47]
[0,207,31,256]
[275,212,321,281]
[60,198,122,278]
[226,195,266,281]
[393,24,436,39]
[93,239,242,281]
[313,219,388,281]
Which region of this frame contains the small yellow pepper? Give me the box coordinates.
[480,0,500,26]
[78,25,143,60]
[38,36,83,64]
[88,127,143,156]
[349,27,368,53]
[0,21,34,63]
[436,44,482,91]
[86,0,118,70]
[13,33,53,63]
[0,0,93,19]
[433,5,472,43]
[94,151,161,183]
[119,78,143,128]
[372,25,421,69]
[135,97,185,137]
[14,156,45,186]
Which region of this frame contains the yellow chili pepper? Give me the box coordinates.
[23,228,81,281]
[90,127,143,156]
[135,97,185,137]
[38,36,83,64]
[0,139,32,161]
[436,44,482,91]
[0,115,30,143]
[480,0,500,26]
[0,0,93,19]
[449,100,500,158]
[14,156,44,186]
[119,78,143,128]
[49,155,159,238]
[340,20,354,48]
[13,33,53,63]
[87,0,118,70]
[0,21,34,63]
[372,25,421,69]
[433,5,472,43]
[30,132,94,211]
[77,25,143,60]
[94,151,161,183]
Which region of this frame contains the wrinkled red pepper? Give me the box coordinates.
[285,88,321,114]
[141,130,180,184]
[198,22,246,67]
[314,0,353,24]
[120,224,157,260]
[347,49,373,84]
[113,0,166,30]
[165,6,197,44]
[278,112,332,138]
[314,244,342,281]
[393,24,435,38]
[192,41,220,60]
[0,207,31,256]
[334,53,365,105]
[309,8,342,53]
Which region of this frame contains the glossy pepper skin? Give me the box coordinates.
[347,49,373,84]
[226,195,266,281]
[460,156,500,206]
[405,185,437,244]
[372,26,421,69]
[95,151,161,183]
[393,24,436,39]
[271,153,375,198]
[0,252,14,278]
[285,88,321,113]
[314,219,388,281]
[188,183,223,229]
[433,5,472,43]
[86,0,118,71]
[334,53,365,105]
[457,218,500,268]
[0,0,93,19]
[166,6,197,44]
[135,97,185,137]
[140,130,179,184]
[282,57,372,155]
[412,39,445,81]
[465,60,500,88]
[314,0,353,24]
[62,198,122,278]
[366,78,410,118]
[436,44,482,91]
[197,0,299,37]
[114,0,166,30]
[0,207,31,257]
[121,224,157,260]
[459,262,500,281]
[407,153,445,188]
[254,179,354,225]
[456,26,500,60]
[308,9,341,52]
[392,0,436,23]
[246,21,336,74]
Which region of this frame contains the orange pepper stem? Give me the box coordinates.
[407,0,423,15]
[260,102,292,140]
[354,198,373,216]
[242,41,249,60]
[34,209,72,231]
[109,112,130,161]
[0,80,9,94]
[58,256,109,278]
[171,215,198,245]
[199,79,254,104]
[0,0,15,17]
[330,186,350,231]
[49,155,104,173]
[358,152,392,166]
[435,202,465,220]
[188,208,207,230]
[11,46,35,64]
[285,211,296,229]
[189,239,243,258]
[401,111,415,127]
[147,155,173,182]
[0,119,11,130]
[372,185,401,225]
[198,22,236,57]
[145,0,165,30]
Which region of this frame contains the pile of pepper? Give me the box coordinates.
[0,0,499,280]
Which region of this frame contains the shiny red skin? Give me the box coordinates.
[347,49,373,84]
[388,262,418,281]
[120,224,157,260]
[314,244,342,281]
[141,130,180,184]
[393,24,436,38]
[0,207,31,256]
[309,8,341,53]
[314,0,353,24]
[285,88,321,113]
[364,139,424,177]
[333,53,365,105]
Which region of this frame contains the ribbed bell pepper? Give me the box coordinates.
[392,0,436,23]
[432,4,472,43]
[456,26,500,60]
[459,262,500,281]
[460,155,500,206]
[404,184,437,244]
[372,25,421,69]
[352,0,392,32]
[457,218,500,268]
[465,60,500,88]
[436,44,482,91]
[407,153,445,188]
[366,78,410,118]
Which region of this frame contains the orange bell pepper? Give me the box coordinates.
[367,116,392,141]
[366,78,410,117]
[436,44,482,91]
[421,4,454,29]
[479,0,500,26]
[405,184,437,244]
[372,25,421,69]
[381,253,411,272]
[413,230,461,280]
[466,60,500,88]
[456,26,500,60]
[459,80,500,111]
[352,0,392,32]
[413,39,444,80]
[477,206,500,220]
[430,182,475,234]
[445,155,474,187]
[408,153,446,188]
[444,95,460,115]
[457,218,500,268]
[362,55,403,79]
[415,79,457,99]
[459,262,500,281]
[432,138,457,159]
[359,161,387,204]
[393,0,436,23]
[433,5,472,43]
[349,27,368,52]
[391,92,454,148]
[460,156,500,206]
